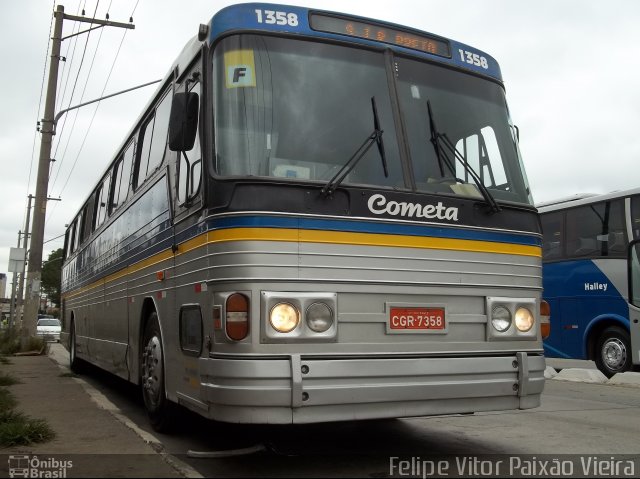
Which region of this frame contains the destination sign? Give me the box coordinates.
[310,13,450,58]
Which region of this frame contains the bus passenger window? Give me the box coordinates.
[541,212,563,260]
[134,88,173,189]
[93,174,111,230]
[565,200,626,258]
[111,141,134,213]
[632,195,640,239]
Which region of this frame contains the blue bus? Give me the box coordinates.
[61,2,546,431]
[539,189,640,376]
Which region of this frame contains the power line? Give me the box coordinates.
[54,0,137,203]
[24,0,56,231]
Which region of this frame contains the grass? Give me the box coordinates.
[0,336,56,447]
[0,329,46,356]
[0,410,55,447]
[0,373,21,386]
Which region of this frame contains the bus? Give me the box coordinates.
[61,3,547,431]
[539,189,640,377]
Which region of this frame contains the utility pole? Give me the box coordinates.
[22,5,135,347]
[16,194,34,328]
[8,232,22,329]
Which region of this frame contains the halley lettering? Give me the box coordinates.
[367,193,459,221]
[584,282,609,292]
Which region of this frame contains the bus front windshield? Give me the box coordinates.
[213,34,533,206]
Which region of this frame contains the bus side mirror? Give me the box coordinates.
[168,92,199,152]
[629,240,640,308]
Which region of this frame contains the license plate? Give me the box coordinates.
[389,307,446,333]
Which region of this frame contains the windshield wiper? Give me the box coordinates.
[426,100,501,213]
[321,96,388,197]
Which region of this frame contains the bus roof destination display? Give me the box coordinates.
[310,13,450,58]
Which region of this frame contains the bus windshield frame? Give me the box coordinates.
[212,33,533,207]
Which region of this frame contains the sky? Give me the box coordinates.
[1,0,640,292]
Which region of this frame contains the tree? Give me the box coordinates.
[41,248,63,308]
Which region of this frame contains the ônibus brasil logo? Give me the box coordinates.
[367,193,459,222]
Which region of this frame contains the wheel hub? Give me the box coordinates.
[602,338,626,371]
[142,335,163,402]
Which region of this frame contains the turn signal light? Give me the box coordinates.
[540,300,551,339]
[226,293,249,341]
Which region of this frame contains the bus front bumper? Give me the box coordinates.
[197,352,545,424]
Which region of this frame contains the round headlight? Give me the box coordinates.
[491,306,512,332]
[306,302,334,333]
[270,303,299,333]
[515,307,534,332]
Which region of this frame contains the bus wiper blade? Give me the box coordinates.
[322,96,388,197]
[426,101,501,214]
[427,100,455,178]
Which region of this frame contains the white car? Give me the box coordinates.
[36,316,61,342]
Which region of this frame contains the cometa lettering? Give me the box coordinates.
[367,193,459,221]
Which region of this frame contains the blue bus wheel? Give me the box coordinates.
[595,326,631,378]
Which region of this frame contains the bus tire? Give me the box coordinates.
[595,326,632,378]
[141,312,176,432]
[69,320,86,374]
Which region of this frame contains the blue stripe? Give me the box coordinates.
[208,215,542,247]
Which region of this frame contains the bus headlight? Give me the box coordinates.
[306,302,333,333]
[515,307,534,332]
[491,306,512,332]
[270,303,299,333]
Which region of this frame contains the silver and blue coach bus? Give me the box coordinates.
[61,3,547,431]
[539,189,640,377]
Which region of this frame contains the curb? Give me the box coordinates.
[48,356,203,479]
[548,367,640,387]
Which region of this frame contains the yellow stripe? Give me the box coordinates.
[62,227,541,300]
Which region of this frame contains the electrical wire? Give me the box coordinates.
[49,0,101,194]
[54,0,137,204]
[23,0,56,233]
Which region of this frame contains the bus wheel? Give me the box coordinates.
[595,326,632,378]
[141,312,175,432]
[69,320,85,374]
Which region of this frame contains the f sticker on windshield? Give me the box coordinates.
[225,50,256,88]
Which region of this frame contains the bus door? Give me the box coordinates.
[170,62,206,401]
[629,240,640,366]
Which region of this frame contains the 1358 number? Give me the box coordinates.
[255,9,299,26]
[458,49,489,69]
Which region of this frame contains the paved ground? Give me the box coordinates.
[0,349,184,478]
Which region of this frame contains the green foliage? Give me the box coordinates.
[0,378,55,447]
[0,373,20,386]
[0,410,55,447]
[41,248,63,308]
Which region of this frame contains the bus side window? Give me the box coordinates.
[93,173,111,231]
[541,212,564,260]
[632,195,640,239]
[565,200,626,258]
[177,81,202,205]
[135,90,173,190]
[110,141,134,213]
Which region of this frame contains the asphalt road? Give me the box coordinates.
[49,344,640,478]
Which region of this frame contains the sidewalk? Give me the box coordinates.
[0,348,183,478]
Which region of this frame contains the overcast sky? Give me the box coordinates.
[2,0,640,289]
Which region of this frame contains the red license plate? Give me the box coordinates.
[389,307,446,331]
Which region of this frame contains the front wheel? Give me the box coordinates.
[69,320,86,373]
[595,326,632,378]
[141,312,176,432]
